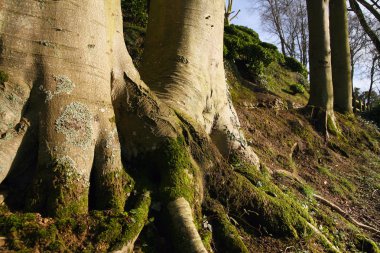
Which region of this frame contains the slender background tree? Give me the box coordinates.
[330,0,353,113]
[306,0,337,134]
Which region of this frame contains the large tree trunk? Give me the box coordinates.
[329,0,353,114]
[0,0,136,215]
[141,0,259,166]
[306,0,337,135]
[0,0,180,249]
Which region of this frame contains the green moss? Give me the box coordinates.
[339,178,356,192]
[92,192,151,251]
[317,165,333,178]
[0,213,64,251]
[199,228,213,252]
[289,83,306,95]
[215,163,314,238]
[206,200,249,253]
[158,137,197,204]
[355,234,380,253]
[26,156,89,217]
[0,70,9,84]
[328,184,345,197]
[299,184,315,199]
[1,192,151,252]
[327,115,339,136]
[316,165,356,198]
[90,168,134,211]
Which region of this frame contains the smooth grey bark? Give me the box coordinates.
[306,0,337,133]
[367,55,378,108]
[141,0,259,166]
[330,0,353,113]
[0,0,131,213]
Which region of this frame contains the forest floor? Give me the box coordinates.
[225,61,380,252]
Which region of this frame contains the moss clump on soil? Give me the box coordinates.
[208,158,314,239]
[0,211,62,251]
[290,83,306,95]
[0,70,9,84]
[0,192,151,252]
[199,227,213,252]
[299,184,315,199]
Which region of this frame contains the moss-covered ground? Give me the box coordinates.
[225,58,380,252]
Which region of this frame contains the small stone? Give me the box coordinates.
[0,192,7,205]
[0,237,7,247]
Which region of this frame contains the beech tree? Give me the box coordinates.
[330,0,353,113]
[0,0,346,252]
[306,0,337,134]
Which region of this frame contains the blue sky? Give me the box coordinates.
[230,1,370,91]
[231,1,273,42]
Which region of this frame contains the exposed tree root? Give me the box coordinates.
[167,197,208,253]
[306,222,341,253]
[111,191,152,253]
[0,118,30,182]
[313,194,380,235]
[205,199,249,253]
[273,169,380,235]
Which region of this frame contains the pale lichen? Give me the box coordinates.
[53,75,75,95]
[53,156,87,186]
[55,102,93,148]
[39,75,75,102]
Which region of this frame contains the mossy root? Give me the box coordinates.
[206,199,249,253]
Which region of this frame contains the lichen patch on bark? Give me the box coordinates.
[55,102,93,148]
[53,75,75,95]
[39,75,75,102]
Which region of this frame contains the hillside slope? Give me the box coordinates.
[124,16,380,251]
[224,59,380,252]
